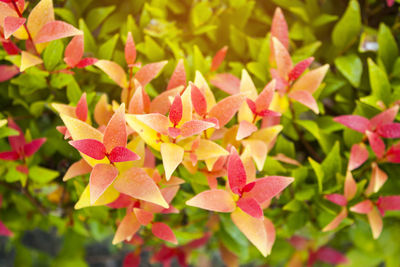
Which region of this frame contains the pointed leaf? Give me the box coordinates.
[271,7,289,49]
[89,164,118,204]
[69,139,106,160]
[0,65,19,82]
[366,131,385,158]
[125,32,136,66]
[180,120,215,137]
[63,159,92,181]
[64,35,84,68]
[195,139,229,160]
[227,147,247,194]
[370,105,399,130]
[256,80,275,112]
[291,64,329,94]
[186,189,235,212]
[169,94,183,126]
[288,57,314,81]
[20,51,43,72]
[109,147,140,163]
[0,151,19,160]
[350,199,373,214]
[95,60,127,88]
[333,115,370,133]
[35,21,82,44]
[365,162,388,195]
[113,167,168,208]
[211,46,228,71]
[210,73,240,95]
[344,171,357,200]
[236,120,257,140]
[134,61,167,87]
[209,94,246,127]
[112,212,141,244]
[133,208,153,225]
[237,197,263,218]
[134,114,169,135]
[27,0,54,38]
[160,143,184,181]
[243,176,294,204]
[324,194,347,206]
[167,59,186,90]
[103,105,127,153]
[191,83,207,116]
[23,138,46,157]
[367,207,383,239]
[152,222,177,244]
[75,93,87,121]
[377,196,400,215]
[348,143,369,171]
[376,123,400,138]
[288,90,319,114]
[4,16,25,39]
[272,37,292,78]
[322,208,348,232]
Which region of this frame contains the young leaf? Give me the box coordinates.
[167,59,186,90]
[125,32,136,66]
[186,189,236,212]
[151,222,177,244]
[89,164,118,204]
[160,143,184,181]
[34,21,82,44]
[4,16,26,39]
[69,139,106,160]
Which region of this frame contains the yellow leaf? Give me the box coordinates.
[27,0,54,39]
[95,60,127,88]
[238,69,257,122]
[195,139,229,161]
[75,184,119,209]
[160,143,184,181]
[242,139,268,171]
[20,51,43,72]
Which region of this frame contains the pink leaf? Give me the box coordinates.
[7,118,25,152]
[0,220,12,237]
[34,20,82,44]
[348,143,369,171]
[75,93,88,121]
[125,32,136,66]
[23,137,46,157]
[376,123,400,138]
[168,127,181,138]
[377,196,400,215]
[186,189,236,212]
[324,194,347,206]
[344,171,357,201]
[350,199,374,214]
[103,105,127,153]
[271,8,289,49]
[167,59,186,90]
[386,142,400,163]
[76,57,97,68]
[180,120,215,137]
[0,65,19,82]
[288,57,314,81]
[169,94,183,126]
[4,16,26,39]
[387,0,395,7]
[288,90,319,114]
[208,94,246,127]
[191,83,207,116]
[0,151,19,160]
[333,115,370,133]
[64,35,84,68]
[69,139,106,160]
[237,197,263,218]
[210,73,240,95]
[366,131,385,159]
[123,252,140,267]
[315,246,348,265]
[89,164,118,204]
[370,105,399,130]
[236,120,257,140]
[211,46,228,71]
[133,208,153,225]
[272,37,292,78]
[227,147,247,194]
[108,146,140,163]
[244,176,294,204]
[63,159,92,181]
[152,222,177,244]
[134,61,167,87]
[256,80,275,112]
[322,208,348,232]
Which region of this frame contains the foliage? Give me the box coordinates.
[1,0,400,266]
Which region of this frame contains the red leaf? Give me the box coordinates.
[152,222,177,244]
[376,123,400,138]
[211,46,228,71]
[167,59,186,90]
[34,20,82,44]
[350,199,374,214]
[0,151,19,160]
[4,16,26,39]
[134,61,167,87]
[7,118,25,152]
[191,83,207,116]
[1,40,20,55]
[271,8,289,49]
[366,131,385,159]
[387,0,395,7]
[370,105,399,130]
[169,94,183,126]
[64,35,83,68]
[243,176,294,204]
[377,196,400,215]
[89,164,118,204]
[125,32,136,66]
[76,57,98,68]
[0,65,19,82]
[108,146,140,163]
[23,138,46,157]
[75,93,88,121]
[69,139,106,160]
[288,57,314,81]
[246,98,257,114]
[324,194,347,206]
[123,252,140,267]
[348,143,369,171]
[16,164,28,174]
[227,147,247,194]
[210,73,240,95]
[315,246,348,265]
[103,105,127,153]
[386,143,400,163]
[333,115,370,133]
[237,197,263,218]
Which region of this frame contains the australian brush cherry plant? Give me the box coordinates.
[1,0,400,266]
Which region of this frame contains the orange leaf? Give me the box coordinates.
[160,143,184,181]
[367,207,383,239]
[236,120,257,141]
[186,189,236,212]
[149,87,182,114]
[95,60,127,88]
[231,208,268,257]
[63,159,92,181]
[94,94,113,126]
[210,73,240,95]
[350,200,373,214]
[134,61,167,87]
[167,59,186,90]
[271,7,289,50]
[180,120,215,137]
[4,16,26,39]
[272,37,292,79]
[134,113,169,135]
[243,176,294,204]
[208,94,246,127]
[264,217,276,256]
[64,35,84,68]
[348,143,369,171]
[112,211,141,244]
[322,208,347,232]
[103,104,127,153]
[26,0,54,39]
[125,32,136,66]
[211,46,228,71]
[133,208,153,225]
[151,222,177,244]
[288,90,319,114]
[113,167,168,208]
[34,20,82,44]
[89,164,118,204]
[291,64,329,94]
[365,162,388,196]
[344,171,357,200]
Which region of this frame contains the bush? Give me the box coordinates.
[1,0,400,266]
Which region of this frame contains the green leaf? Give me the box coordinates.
[309,158,324,192]
[66,77,82,104]
[191,1,212,28]
[332,0,361,51]
[29,166,59,184]
[0,127,19,139]
[136,36,164,62]
[321,141,341,182]
[43,40,64,71]
[86,6,116,31]
[230,25,247,55]
[368,58,391,107]
[335,53,363,87]
[79,19,97,53]
[97,34,119,60]
[378,23,398,73]
[54,8,77,26]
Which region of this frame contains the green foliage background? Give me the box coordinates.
[1,0,400,266]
